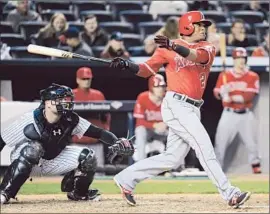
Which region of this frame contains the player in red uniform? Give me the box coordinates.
[72,67,111,169]
[109,11,251,208]
[133,74,167,162]
[213,47,261,174]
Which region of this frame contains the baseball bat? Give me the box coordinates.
[27,44,111,64]
[219,33,227,84]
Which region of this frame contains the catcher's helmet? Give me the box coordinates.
[148,74,166,91]
[179,11,212,36]
[40,83,74,114]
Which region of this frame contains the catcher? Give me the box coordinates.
[0,83,134,204]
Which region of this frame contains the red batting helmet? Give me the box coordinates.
[232,47,247,59]
[148,74,166,91]
[179,11,212,36]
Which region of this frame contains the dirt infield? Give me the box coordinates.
[1,194,269,213]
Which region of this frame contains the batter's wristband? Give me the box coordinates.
[172,44,190,58]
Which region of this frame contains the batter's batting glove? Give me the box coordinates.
[154,35,177,50]
[107,138,134,164]
[110,57,129,70]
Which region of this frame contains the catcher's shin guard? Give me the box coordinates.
[0,142,43,201]
[61,148,100,201]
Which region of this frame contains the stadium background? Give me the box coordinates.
[0,0,269,174]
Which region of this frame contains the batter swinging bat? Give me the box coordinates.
[27,44,111,63]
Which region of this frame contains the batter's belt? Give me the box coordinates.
[172,93,204,108]
[224,107,249,114]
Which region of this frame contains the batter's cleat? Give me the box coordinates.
[113,177,136,206]
[252,164,262,174]
[0,192,9,204]
[228,191,251,209]
[67,189,101,201]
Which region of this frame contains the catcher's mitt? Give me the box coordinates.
[107,138,134,164]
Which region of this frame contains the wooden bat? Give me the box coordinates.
[27,44,111,64]
[219,33,227,84]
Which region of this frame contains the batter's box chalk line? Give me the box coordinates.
[240,205,270,208]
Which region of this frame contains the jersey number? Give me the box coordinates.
[200,72,206,89]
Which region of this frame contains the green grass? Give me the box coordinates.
[19,179,269,195]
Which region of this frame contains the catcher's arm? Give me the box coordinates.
[84,124,118,145]
[83,124,134,164]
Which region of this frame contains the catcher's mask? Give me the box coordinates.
[40,83,74,114]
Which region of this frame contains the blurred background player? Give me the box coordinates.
[213,47,261,174]
[132,74,167,162]
[72,67,111,170]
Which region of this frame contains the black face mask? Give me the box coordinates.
[108,46,124,57]
[52,97,74,115]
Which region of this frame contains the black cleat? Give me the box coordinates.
[67,189,101,201]
[228,191,251,209]
[114,177,136,206]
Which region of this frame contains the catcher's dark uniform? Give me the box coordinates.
[0,83,134,204]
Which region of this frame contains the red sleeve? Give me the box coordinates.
[246,73,260,94]
[196,43,216,65]
[137,48,168,78]
[213,72,226,99]
[133,94,155,129]
[133,94,145,119]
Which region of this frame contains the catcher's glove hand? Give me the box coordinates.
[154,35,176,50]
[107,138,134,164]
[109,57,129,70]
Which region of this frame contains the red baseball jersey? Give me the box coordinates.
[214,69,260,109]
[133,91,163,128]
[137,39,216,100]
[72,88,111,144]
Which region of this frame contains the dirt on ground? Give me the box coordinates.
[1,194,269,213]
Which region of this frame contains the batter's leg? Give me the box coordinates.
[132,126,150,162]
[114,128,190,191]
[162,96,242,202]
[238,112,260,167]
[214,110,239,168]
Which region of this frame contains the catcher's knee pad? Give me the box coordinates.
[78,148,97,173]
[20,141,44,165]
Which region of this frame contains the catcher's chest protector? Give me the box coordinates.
[33,108,79,160]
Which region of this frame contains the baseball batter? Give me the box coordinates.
[133,74,167,162]
[0,83,134,204]
[213,47,261,174]
[109,11,251,208]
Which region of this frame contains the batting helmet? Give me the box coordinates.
[148,74,166,91]
[179,11,212,36]
[232,47,247,59]
[40,83,74,114]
